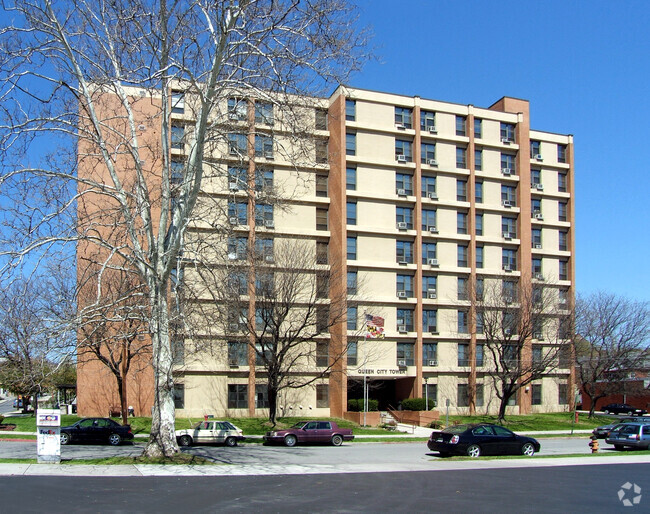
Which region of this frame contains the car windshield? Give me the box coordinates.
[290,422,308,429]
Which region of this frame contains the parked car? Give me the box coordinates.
[175,420,245,447]
[60,417,133,446]
[264,421,354,447]
[601,403,647,416]
[427,423,541,458]
[606,422,650,450]
[592,417,650,439]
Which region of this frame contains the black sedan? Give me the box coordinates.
[601,403,647,416]
[427,423,540,458]
[60,417,134,446]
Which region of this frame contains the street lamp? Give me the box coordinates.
[424,376,429,410]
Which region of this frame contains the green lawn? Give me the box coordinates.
[445,412,613,431]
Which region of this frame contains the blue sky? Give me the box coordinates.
[350,0,650,301]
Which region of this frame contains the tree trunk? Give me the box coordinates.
[143,286,178,457]
[497,399,508,423]
[267,380,279,428]
[116,371,127,426]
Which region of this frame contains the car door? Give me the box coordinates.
[317,421,333,442]
[491,426,519,454]
[213,422,227,444]
[641,425,650,449]
[471,426,497,455]
[94,419,112,442]
[302,421,320,443]
[75,419,95,442]
[196,422,212,443]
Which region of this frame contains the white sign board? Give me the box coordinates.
[36,408,61,464]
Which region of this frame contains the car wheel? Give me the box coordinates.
[628,411,634,416]
[521,442,536,457]
[331,434,343,446]
[225,437,237,447]
[603,410,609,415]
[614,445,624,451]
[179,435,193,447]
[466,444,481,458]
[108,433,122,446]
[284,434,297,447]
[60,432,70,445]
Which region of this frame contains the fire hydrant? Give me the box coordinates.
[589,435,599,453]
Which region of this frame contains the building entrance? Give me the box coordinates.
[348,378,398,411]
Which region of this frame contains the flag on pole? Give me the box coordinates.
[365,313,385,339]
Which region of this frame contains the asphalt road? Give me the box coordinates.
[1,464,648,513]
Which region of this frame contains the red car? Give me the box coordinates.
[263,420,354,447]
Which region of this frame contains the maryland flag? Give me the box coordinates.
[365,314,385,339]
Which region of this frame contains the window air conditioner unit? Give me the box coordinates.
[502,200,512,208]
[229,182,239,191]
[504,296,513,304]
[534,243,542,249]
[428,226,438,233]
[501,168,512,176]
[503,264,512,272]
[398,326,407,334]
[533,332,543,340]
[264,219,275,228]
[504,328,512,335]
[428,290,437,299]
[398,259,408,265]
[229,216,239,225]
[397,221,408,230]
[534,154,543,161]
[427,192,438,200]
[559,298,568,305]
[427,159,438,166]
[396,155,408,163]
[228,113,239,120]
[227,252,237,260]
[535,183,544,191]
[428,126,437,133]
[397,188,407,196]
[229,323,240,332]
[501,138,513,144]
[398,359,407,366]
[534,213,544,220]
[534,273,544,281]
[264,151,274,159]
[428,359,438,366]
[264,255,274,263]
[427,258,439,266]
[228,362,239,368]
[395,123,406,130]
[397,291,408,298]
[503,232,512,240]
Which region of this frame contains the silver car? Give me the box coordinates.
[606,423,650,450]
[175,420,245,447]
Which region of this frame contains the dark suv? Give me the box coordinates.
[601,403,647,416]
[606,423,650,450]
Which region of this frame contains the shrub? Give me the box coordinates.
[401,397,436,411]
[0,415,4,425]
[428,420,443,429]
[347,398,379,412]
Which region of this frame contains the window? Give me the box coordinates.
[345,99,356,121]
[255,101,274,125]
[423,383,437,407]
[255,134,274,158]
[421,110,436,131]
[559,260,568,281]
[423,309,437,333]
[421,143,436,164]
[315,139,328,163]
[228,133,247,155]
[316,306,329,332]
[228,341,248,367]
[228,271,248,295]
[503,344,519,366]
[396,206,413,229]
[396,342,414,366]
[228,97,247,121]
[347,306,357,330]
[422,242,437,264]
[172,339,184,365]
[457,384,469,407]
[502,248,517,270]
[532,257,542,275]
[316,208,328,231]
[255,385,270,409]
[475,181,483,203]
[254,203,273,226]
[316,384,329,408]
[532,384,542,405]
[476,245,484,268]
[346,202,357,225]
[423,343,438,366]
[171,160,184,187]
[558,202,567,222]
[396,308,414,332]
[316,342,329,367]
[255,342,273,366]
[558,383,568,405]
[396,240,414,264]
[559,289,569,306]
[228,384,248,409]
[422,209,437,231]
[347,237,357,260]
[559,231,568,251]
[315,108,328,130]
[458,276,468,300]
[458,244,468,267]
[558,172,567,192]
[476,311,484,333]
[171,124,185,150]
[346,166,356,190]
[395,106,413,128]
[457,212,468,234]
[346,133,356,156]
[476,344,484,367]
[396,173,413,195]
[474,118,482,138]
[530,140,541,157]
[316,174,328,197]
[171,91,184,114]
[228,166,246,189]
[316,272,328,299]
[476,384,484,407]
[457,179,467,201]
[502,280,517,303]
[395,139,413,161]
[476,278,484,301]
[422,175,436,197]
[458,311,469,334]
[173,384,185,408]
[347,270,357,294]
[456,115,467,136]
[531,168,541,186]
[501,153,516,174]
[532,345,543,365]
[474,148,483,171]
[228,200,248,225]
[396,274,414,297]
[532,228,542,248]
[422,275,437,295]
[502,216,517,238]
[255,168,273,192]
[227,236,248,260]
[500,122,515,142]
[557,144,567,163]
[475,214,483,236]
[456,147,467,168]
[347,341,358,366]
[501,184,516,206]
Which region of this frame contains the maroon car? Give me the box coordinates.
[264,420,354,447]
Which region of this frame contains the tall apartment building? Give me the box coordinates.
[77,86,575,418]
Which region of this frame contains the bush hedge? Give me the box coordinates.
[347,398,379,412]
[401,397,436,411]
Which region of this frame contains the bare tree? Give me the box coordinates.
[0,1,367,456]
[467,277,571,422]
[574,292,650,417]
